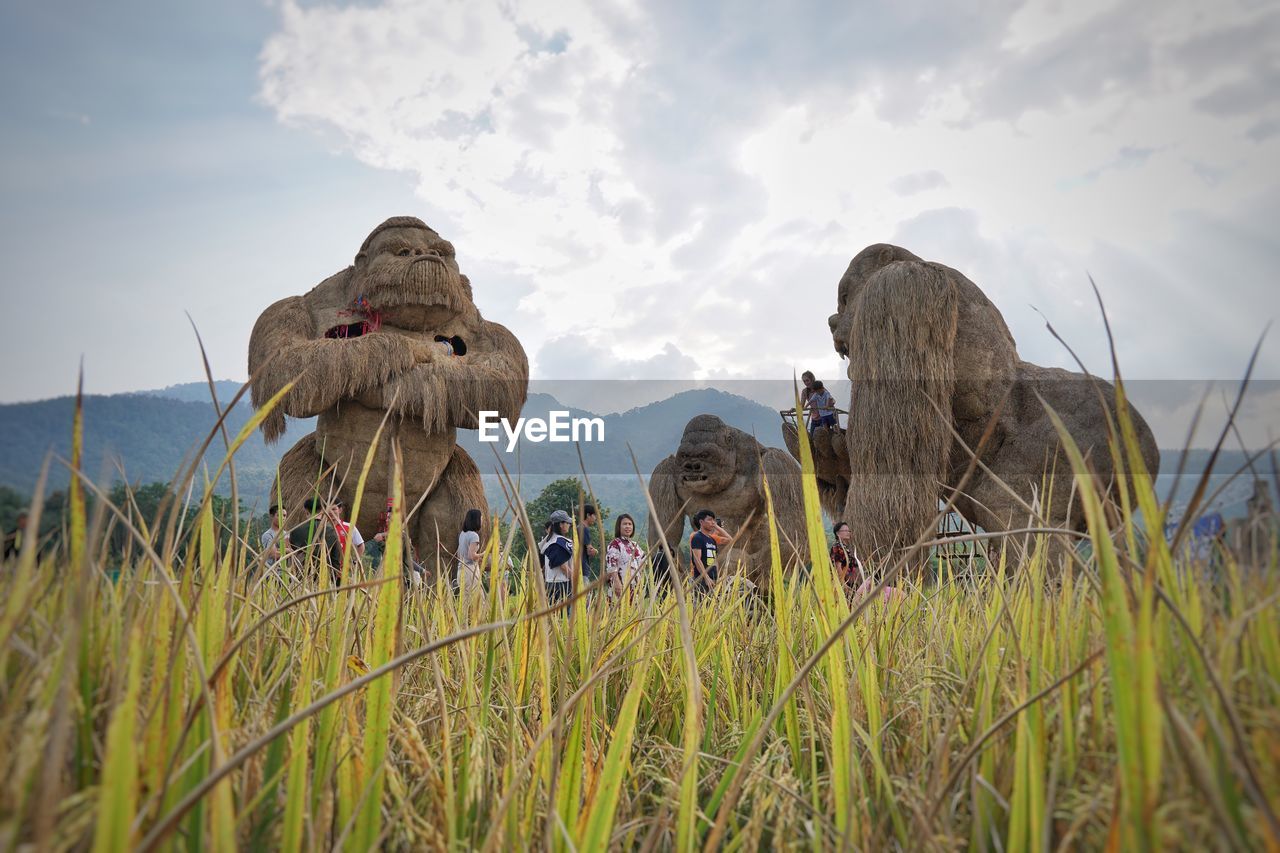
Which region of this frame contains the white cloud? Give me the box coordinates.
[258,0,1280,401]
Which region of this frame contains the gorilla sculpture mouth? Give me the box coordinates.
[679,451,729,489]
[363,256,471,323]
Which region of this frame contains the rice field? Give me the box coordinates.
[0,384,1278,851]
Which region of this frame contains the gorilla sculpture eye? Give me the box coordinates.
[396,248,412,257]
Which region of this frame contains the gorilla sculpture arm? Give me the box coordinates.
[760,446,810,557]
[378,321,529,431]
[845,261,959,557]
[761,447,807,523]
[780,420,848,520]
[647,454,687,557]
[248,286,416,443]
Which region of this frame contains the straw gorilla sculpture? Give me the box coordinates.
[248,217,528,565]
[794,243,1159,564]
[650,414,808,590]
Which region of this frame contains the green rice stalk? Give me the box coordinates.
[90,622,143,853]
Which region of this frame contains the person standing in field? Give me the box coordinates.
[539,510,576,604]
[288,497,344,581]
[578,504,600,582]
[3,511,28,560]
[260,504,286,569]
[456,508,484,602]
[689,516,731,554]
[605,513,645,601]
[830,521,863,587]
[690,509,731,593]
[327,500,365,560]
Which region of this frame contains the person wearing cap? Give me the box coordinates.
[690,509,731,593]
[538,510,576,604]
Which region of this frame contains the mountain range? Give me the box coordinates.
[0,382,791,515]
[0,381,1271,522]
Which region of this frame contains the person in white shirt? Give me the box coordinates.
[260,504,286,568]
[326,500,365,559]
[538,510,576,604]
[456,509,484,603]
[604,513,645,601]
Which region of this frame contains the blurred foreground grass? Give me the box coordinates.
[1,377,1278,852]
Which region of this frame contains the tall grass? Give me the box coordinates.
[0,379,1278,851]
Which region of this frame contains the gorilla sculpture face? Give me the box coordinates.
[354,224,474,333]
[828,243,923,358]
[674,416,739,494]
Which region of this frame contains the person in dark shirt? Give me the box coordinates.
[3,511,29,560]
[288,497,343,582]
[578,504,600,581]
[689,509,731,593]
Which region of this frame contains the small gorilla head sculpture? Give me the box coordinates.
[674,414,741,495]
[649,413,809,589]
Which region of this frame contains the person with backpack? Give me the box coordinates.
[539,510,576,604]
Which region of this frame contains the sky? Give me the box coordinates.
[2,0,1278,446]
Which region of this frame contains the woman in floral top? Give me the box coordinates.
[605,514,645,601]
[830,522,862,587]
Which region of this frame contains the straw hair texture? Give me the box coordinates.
[246,217,528,561]
[846,260,959,560]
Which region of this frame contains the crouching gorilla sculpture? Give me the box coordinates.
[248,216,528,568]
[791,243,1159,565]
[649,414,808,590]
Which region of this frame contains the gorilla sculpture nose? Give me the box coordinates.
[828,313,839,333]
